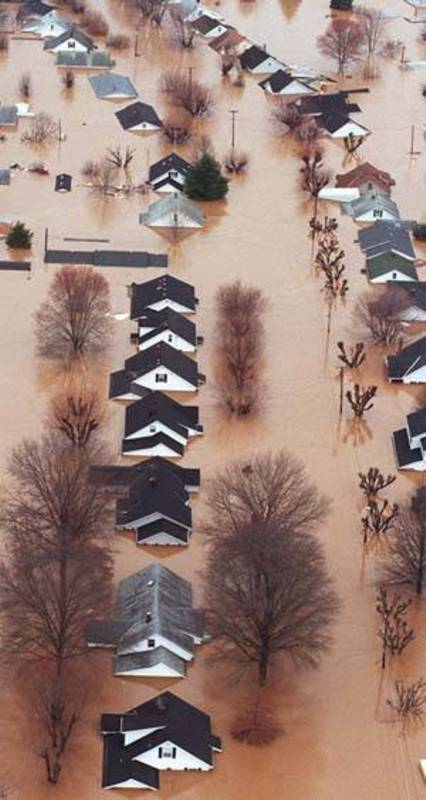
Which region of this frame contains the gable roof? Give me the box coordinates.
[240,45,274,70]
[44,25,94,49]
[148,152,192,183]
[138,307,197,346]
[319,111,370,135]
[124,342,200,386]
[89,457,200,493]
[359,221,416,259]
[336,162,395,191]
[366,251,418,281]
[130,275,198,317]
[390,283,426,312]
[343,191,400,220]
[208,27,245,52]
[89,72,137,99]
[407,409,426,440]
[22,0,56,17]
[102,734,159,789]
[116,477,191,529]
[190,13,222,34]
[295,91,361,116]
[0,106,17,126]
[116,101,162,130]
[124,391,200,439]
[259,69,313,93]
[387,337,426,381]
[140,193,204,227]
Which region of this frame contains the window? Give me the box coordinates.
[149,425,156,432]
[158,747,163,759]
[368,182,373,190]
[373,209,383,219]
[155,373,168,383]
[392,272,397,280]
[147,638,155,648]
[170,170,177,178]
[68,40,76,48]
[167,334,173,343]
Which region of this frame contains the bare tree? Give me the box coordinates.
[18,71,32,100]
[214,281,266,416]
[358,467,396,501]
[315,216,348,336]
[135,0,168,25]
[203,451,330,540]
[353,290,405,346]
[271,100,302,133]
[337,340,366,369]
[224,150,249,175]
[162,111,192,144]
[34,667,84,783]
[346,383,377,418]
[81,9,109,35]
[230,697,283,745]
[161,70,213,116]
[382,489,426,595]
[356,6,388,59]
[167,6,195,47]
[61,70,75,90]
[106,145,135,169]
[318,18,365,75]
[49,389,103,447]
[387,678,426,724]
[35,266,112,359]
[376,587,414,669]
[361,499,398,545]
[300,147,331,201]
[21,112,59,145]
[203,516,339,684]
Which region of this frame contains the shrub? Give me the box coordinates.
[18,72,32,100]
[6,221,33,249]
[161,70,213,117]
[184,152,229,200]
[162,112,192,144]
[106,32,130,50]
[0,33,9,51]
[81,9,109,36]
[21,113,59,145]
[224,149,249,174]
[62,70,75,90]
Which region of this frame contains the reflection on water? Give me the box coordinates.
[0,0,426,797]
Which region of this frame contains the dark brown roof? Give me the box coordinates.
[336,162,395,192]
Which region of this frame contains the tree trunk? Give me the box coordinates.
[416,534,425,595]
[258,652,269,685]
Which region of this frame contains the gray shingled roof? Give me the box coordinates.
[140,193,204,228]
[56,50,114,68]
[342,191,400,220]
[89,72,137,99]
[0,106,17,126]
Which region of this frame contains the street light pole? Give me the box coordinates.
[229,109,238,150]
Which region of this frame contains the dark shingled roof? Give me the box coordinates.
[136,518,190,544]
[102,734,159,789]
[116,101,162,131]
[259,70,312,93]
[44,249,167,268]
[122,431,184,457]
[138,307,197,347]
[89,457,200,493]
[239,45,272,70]
[387,337,426,381]
[391,283,426,313]
[393,427,424,469]
[190,13,222,34]
[295,92,361,116]
[44,25,95,50]
[115,465,191,529]
[130,275,197,318]
[358,221,415,256]
[124,342,200,388]
[319,111,368,135]
[124,392,200,439]
[148,152,192,183]
[407,409,426,440]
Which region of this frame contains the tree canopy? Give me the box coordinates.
[184,152,229,201]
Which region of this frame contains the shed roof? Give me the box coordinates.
[0,106,17,126]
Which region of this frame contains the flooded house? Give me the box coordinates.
[259,70,315,95]
[392,283,426,321]
[115,101,162,133]
[387,337,426,384]
[89,73,138,101]
[319,112,371,140]
[100,692,222,790]
[129,275,198,317]
[109,342,205,399]
[335,162,395,196]
[190,13,228,39]
[358,221,416,260]
[56,50,115,69]
[121,392,202,458]
[89,457,200,494]
[365,252,418,283]
[21,7,70,37]
[342,192,400,223]
[86,563,208,678]
[239,44,286,75]
[136,307,199,352]
[393,410,426,471]
[115,463,193,545]
[140,194,204,229]
[44,26,95,53]
[0,105,18,128]
[148,153,192,193]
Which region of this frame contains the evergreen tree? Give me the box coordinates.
[184,153,229,201]
[6,220,33,249]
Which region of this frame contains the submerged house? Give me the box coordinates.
[115,463,193,545]
[87,563,208,677]
[101,692,222,790]
[358,221,416,261]
[387,338,426,384]
[391,283,426,322]
[56,50,114,69]
[365,252,418,283]
[336,162,395,196]
[129,275,199,317]
[319,112,370,139]
[140,193,204,229]
[116,101,162,132]
[44,25,95,53]
[0,105,18,127]
[295,91,361,117]
[109,342,205,400]
[342,191,400,223]
[90,456,200,494]
[259,69,315,95]
[122,391,202,458]
[393,410,426,471]
[148,153,192,193]
[239,44,285,74]
[21,8,70,37]
[190,13,227,38]
[136,307,199,352]
[89,73,138,101]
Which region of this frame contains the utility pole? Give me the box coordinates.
[188,66,193,93]
[229,109,238,150]
[408,125,421,157]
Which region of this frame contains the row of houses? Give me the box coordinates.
[90,270,223,787]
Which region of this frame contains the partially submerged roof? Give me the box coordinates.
[138,307,197,346]
[130,275,198,317]
[116,101,162,130]
[123,341,200,387]
[124,391,200,439]
[359,221,416,259]
[56,50,114,68]
[390,283,426,312]
[336,162,395,191]
[342,191,400,220]
[0,106,17,126]
[387,337,426,381]
[319,111,370,136]
[89,72,137,99]
[407,409,426,440]
[366,251,418,281]
[209,27,245,52]
[140,193,204,228]
[89,456,200,493]
[190,13,222,34]
[240,45,275,70]
[44,25,95,50]
[259,69,314,93]
[295,91,361,116]
[148,152,192,183]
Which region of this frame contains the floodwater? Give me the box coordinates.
[0,0,426,797]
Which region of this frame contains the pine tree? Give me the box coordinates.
[6,220,33,249]
[184,152,229,201]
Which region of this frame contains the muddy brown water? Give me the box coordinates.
[0,0,426,797]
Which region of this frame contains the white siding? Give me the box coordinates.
[328,122,369,139]
[401,365,426,384]
[107,778,156,789]
[121,633,192,662]
[129,121,161,131]
[355,209,398,222]
[137,532,189,546]
[137,741,211,771]
[124,728,164,746]
[116,661,183,678]
[399,306,426,322]
[370,270,416,284]
[148,299,195,314]
[50,38,89,53]
[138,331,195,352]
[133,367,196,392]
[125,421,188,445]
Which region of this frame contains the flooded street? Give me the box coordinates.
[0,0,426,796]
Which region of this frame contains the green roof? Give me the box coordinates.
[366,251,418,281]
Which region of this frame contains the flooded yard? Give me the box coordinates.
[0,0,425,796]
